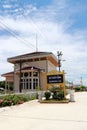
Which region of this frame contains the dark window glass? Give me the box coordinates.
[26,79,28,89]
[29,79,32,89]
[21,79,23,82]
[33,72,38,76]
[26,83,28,89]
[33,78,38,89]
[24,72,28,77]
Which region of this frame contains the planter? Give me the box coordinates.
[40,99,69,103]
[38,91,43,102]
[70,90,75,102]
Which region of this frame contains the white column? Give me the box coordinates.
[5,80,7,94]
[70,90,75,102]
[31,71,33,90]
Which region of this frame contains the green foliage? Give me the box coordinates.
[0,81,5,89]
[49,86,64,100]
[0,81,13,92]
[0,94,34,107]
[75,86,86,92]
[50,86,61,93]
[80,86,86,91]
[9,83,14,91]
[75,87,81,92]
[36,86,43,91]
[50,86,57,93]
[0,88,5,94]
[57,90,64,100]
[44,91,51,100]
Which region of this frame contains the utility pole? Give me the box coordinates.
[19,59,22,93]
[57,51,63,72]
[80,76,83,86]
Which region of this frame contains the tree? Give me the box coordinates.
[0,81,5,89]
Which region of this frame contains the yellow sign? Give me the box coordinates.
[46,70,66,97]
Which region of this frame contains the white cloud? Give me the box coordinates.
[3,4,12,9]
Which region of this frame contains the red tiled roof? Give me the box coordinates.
[1,72,14,77]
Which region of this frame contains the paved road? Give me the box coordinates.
[0,92,87,130]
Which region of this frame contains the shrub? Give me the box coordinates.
[57,90,64,100]
[75,87,81,92]
[80,86,86,91]
[0,99,3,107]
[2,99,11,106]
[50,86,58,94]
[44,91,51,100]
[50,86,61,94]
[49,86,64,100]
[0,94,36,107]
[53,94,58,100]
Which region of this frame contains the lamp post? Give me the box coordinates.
[19,59,22,93]
[57,51,62,72]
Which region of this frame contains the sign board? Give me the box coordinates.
[47,74,63,84]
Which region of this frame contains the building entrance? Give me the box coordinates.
[21,71,39,91]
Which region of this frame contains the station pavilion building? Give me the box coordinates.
[2,51,58,93]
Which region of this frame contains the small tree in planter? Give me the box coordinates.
[44,91,51,100]
[57,90,64,100]
[49,86,64,100]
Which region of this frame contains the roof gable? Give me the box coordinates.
[7,51,58,66]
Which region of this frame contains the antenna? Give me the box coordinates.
[36,34,38,52]
[80,76,83,86]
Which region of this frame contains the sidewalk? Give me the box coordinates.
[0,92,87,130]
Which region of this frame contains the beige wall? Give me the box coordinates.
[14,60,56,73]
[40,72,47,90]
[14,59,57,92]
[23,60,46,68]
[15,60,47,72]
[48,60,57,72]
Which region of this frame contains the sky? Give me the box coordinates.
[0,0,87,85]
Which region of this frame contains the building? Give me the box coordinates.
[2,72,14,91]
[2,51,58,93]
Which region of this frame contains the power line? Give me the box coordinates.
[22,15,48,40]
[0,19,35,50]
[18,2,48,41]
[0,3,49,51]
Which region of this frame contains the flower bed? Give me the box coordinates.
[0,94,36,107]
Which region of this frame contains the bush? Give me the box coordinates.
[50,86,59,94]
[44,91,51,100]
[49,86,64,100]
[75,87,81,92]
[53,94,58,100]
[80,86,86,91]
[57,90,64,100]
[0,94,35,107]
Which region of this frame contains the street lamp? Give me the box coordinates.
[19,59,22,93]
[57,51,63,72]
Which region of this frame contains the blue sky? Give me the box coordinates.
[0,0,87,85]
